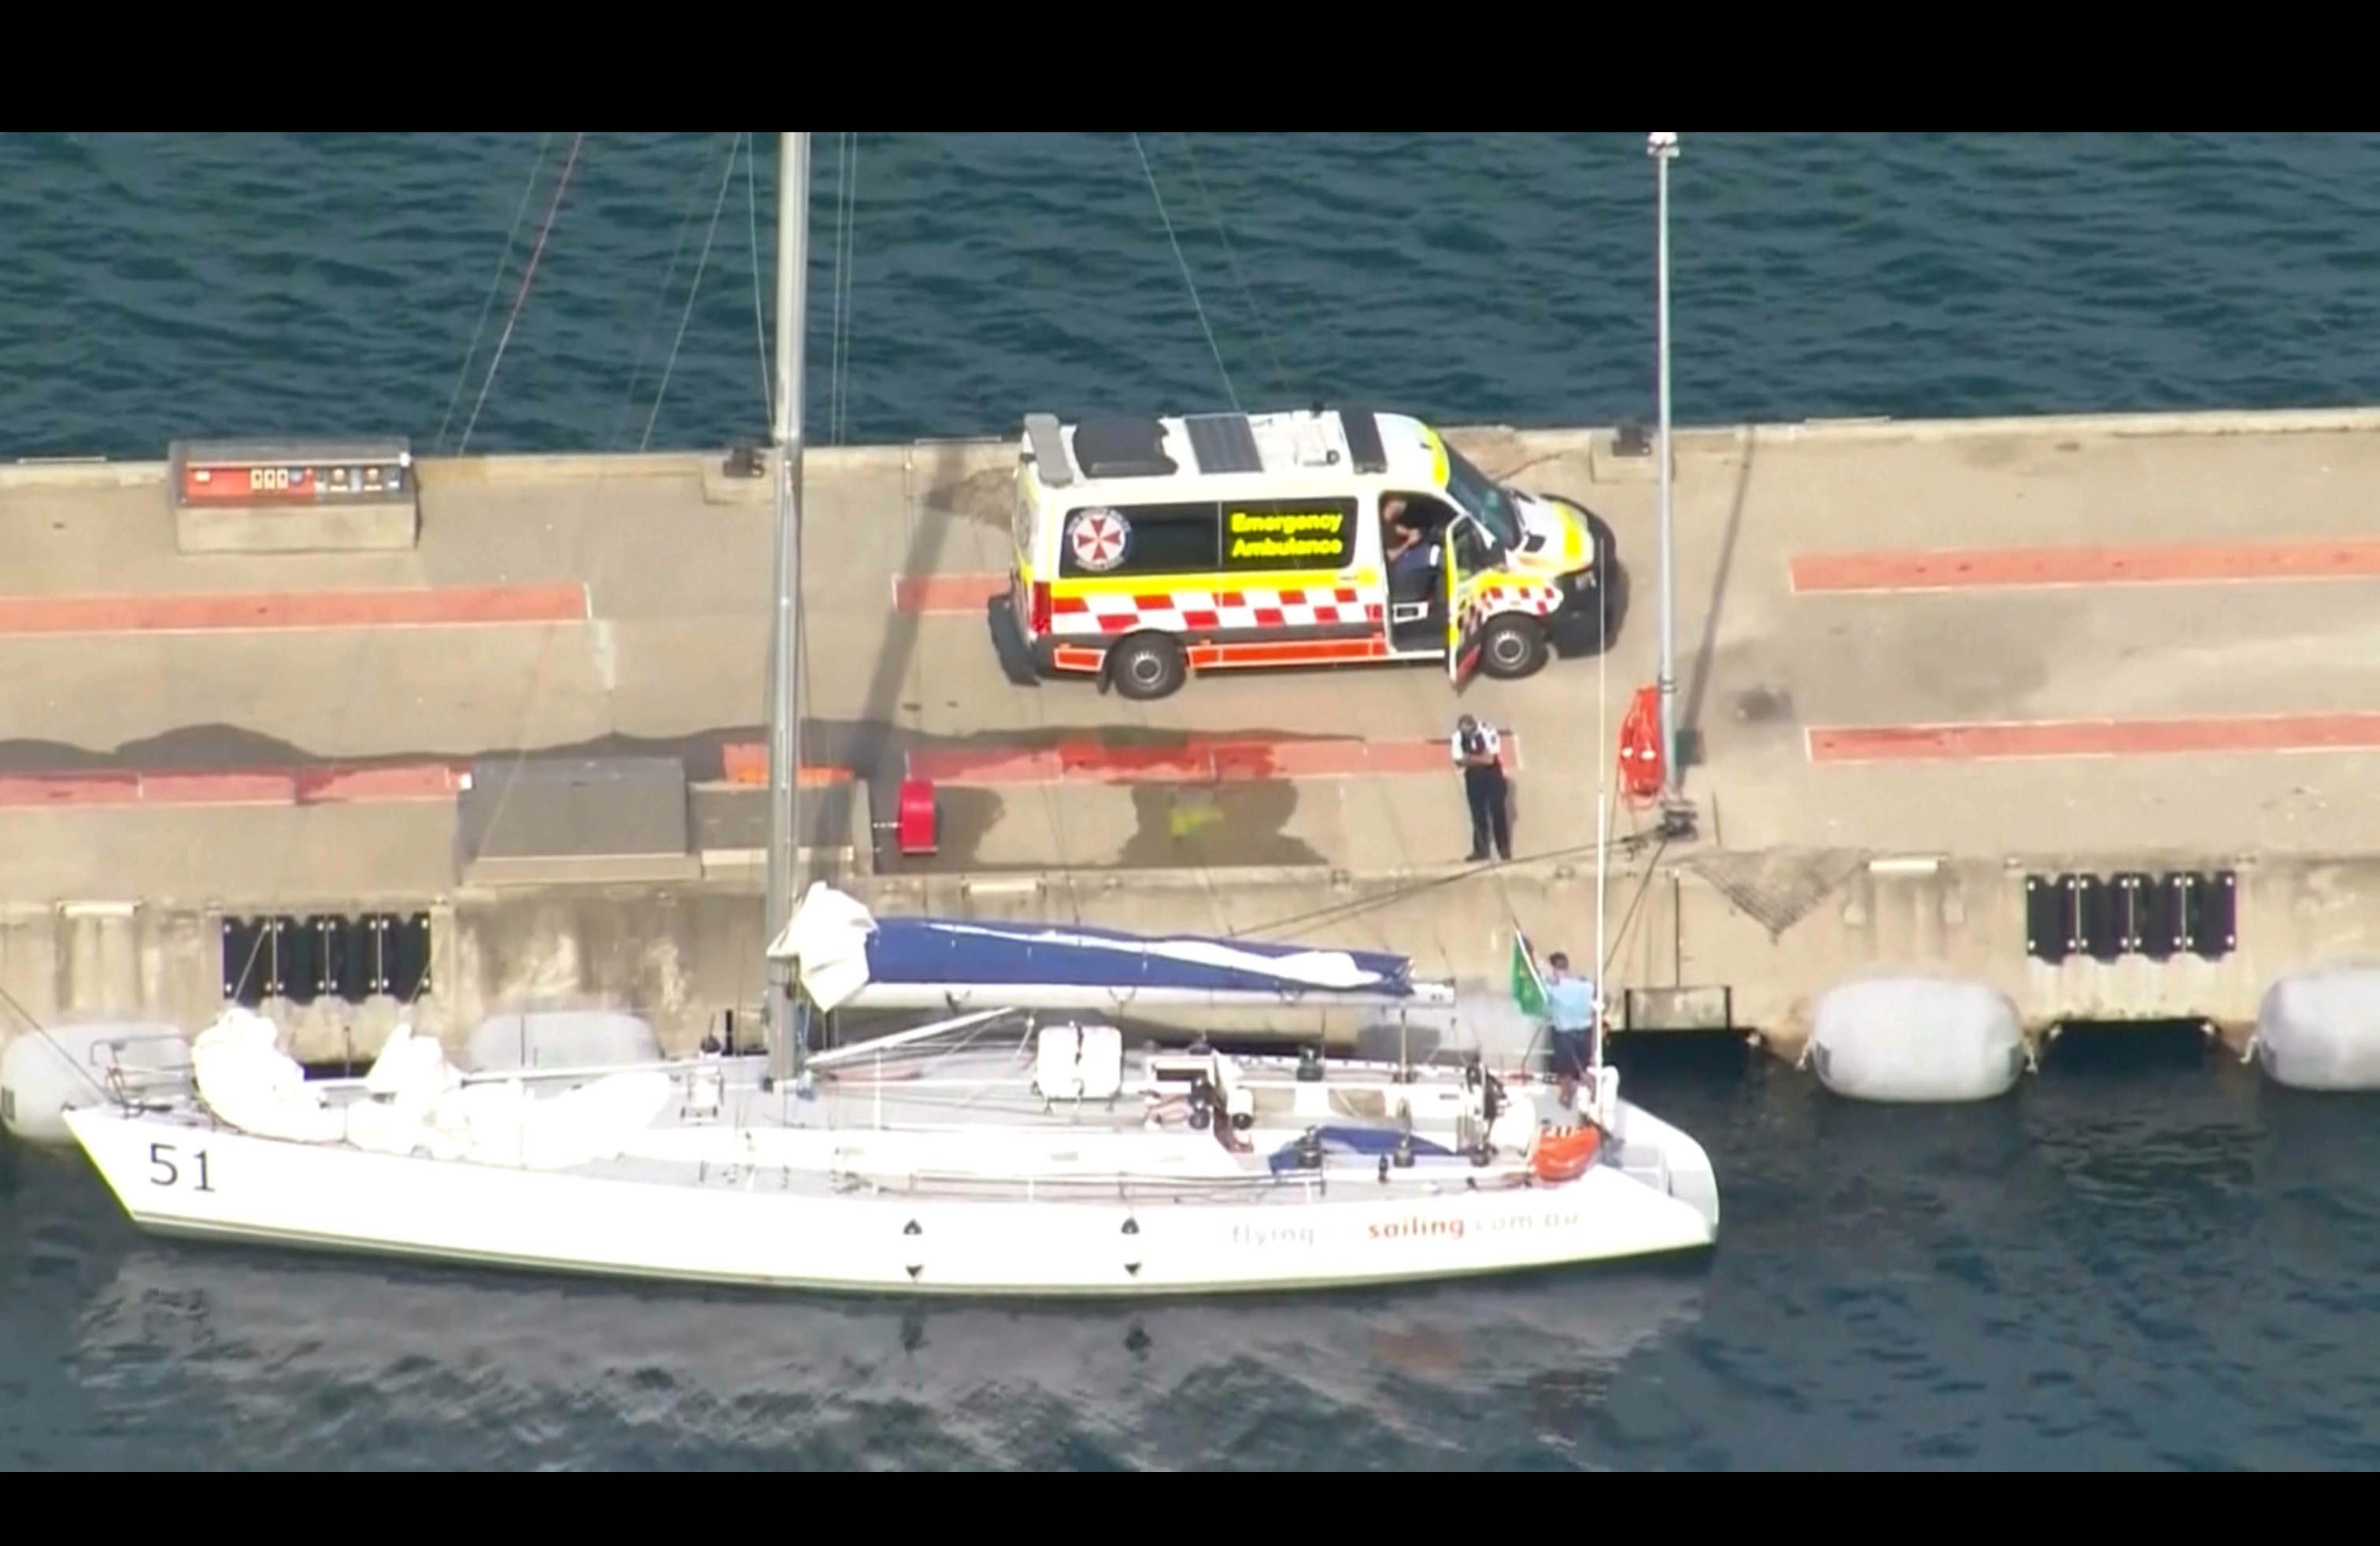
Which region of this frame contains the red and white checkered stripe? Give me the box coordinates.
[1455,580,1564,634]
[1051,586,1381,636]
[1474,581,1563,617]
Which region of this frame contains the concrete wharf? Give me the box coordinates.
[7,404,2380,1068]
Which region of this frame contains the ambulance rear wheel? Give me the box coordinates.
[1107,634,1187,701]
[1480,615,1548,680]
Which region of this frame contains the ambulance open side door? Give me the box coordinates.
[1443,516,1493,689]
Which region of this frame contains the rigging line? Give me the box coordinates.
[467,131,722,943]
[249,139,585,994]
[1129,131,1239,414]
[1604,830,1669,987]
[830,132,859,446]
[1123,133,1247,937]
[456,131,586,457]
[1221,833,1621,943]
[0,981,113,1101]
[747,128,773,431]
[436,131,555,456]
[613,131,734,449]
[843,137,859,442]
[825,133,850,447]
[640,130,741,452]
[1177,133,1292,398]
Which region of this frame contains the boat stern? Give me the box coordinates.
[1607,1098,1720,1242]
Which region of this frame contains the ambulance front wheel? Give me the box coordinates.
[1107,634,1187,701]
[1479,615,1550,680]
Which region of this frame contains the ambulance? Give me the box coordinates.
[987,406,1621,701]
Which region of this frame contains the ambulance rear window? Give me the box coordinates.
[1059,502,1219,577]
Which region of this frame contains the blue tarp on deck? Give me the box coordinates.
[861,917,1419,998]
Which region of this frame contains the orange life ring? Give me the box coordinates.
[1530,1125,1602,1184]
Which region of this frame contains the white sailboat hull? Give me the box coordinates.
[62,1100,1715,1299]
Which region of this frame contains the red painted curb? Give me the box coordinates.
[0,760,468,809]
[1791,541,2380,594]
[893,573,1007,614]
[2,734,1530,808]
[898,733,1517,786]
[0,583,589,635]
[1808,713,2380,764]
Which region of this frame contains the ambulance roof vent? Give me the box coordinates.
[1287,415,1339,468]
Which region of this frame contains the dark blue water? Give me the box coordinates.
[4,132,2380,1470]
[6,133,2378,460]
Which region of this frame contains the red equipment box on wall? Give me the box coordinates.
[168,437,421,554]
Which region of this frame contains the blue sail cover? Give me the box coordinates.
[861,916,1421,999]
[1266,1126,1457,1175]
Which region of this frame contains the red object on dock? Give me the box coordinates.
[1618,685,1664,801]
[896,777,939,856]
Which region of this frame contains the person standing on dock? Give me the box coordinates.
[1543,952,1597,1109]
[1451,714,1512,862]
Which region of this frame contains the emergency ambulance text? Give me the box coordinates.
[1226,507,1349,564]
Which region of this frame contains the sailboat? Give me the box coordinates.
[57,133,1719,1296]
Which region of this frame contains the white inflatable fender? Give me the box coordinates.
[1804,976,2028,1104]
[2253,967,2380,1092]
[467,1011,663,1073]
[2,1021,190,1148]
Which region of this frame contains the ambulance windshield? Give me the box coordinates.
[1441,443,1521,550]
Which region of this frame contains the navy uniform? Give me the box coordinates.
[1451,715,1511,862]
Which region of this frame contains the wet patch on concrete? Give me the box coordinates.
[804,716,1359,790]
[921,464,1016,529]
[1732,686,1795,725]
[0,717,1339,874]
[865,778,1326,874]
[688,786,855,858]
[0,716,1368,794]
[1118,779,1325,868]
[0,722,782,782]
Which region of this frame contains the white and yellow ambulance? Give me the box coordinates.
[988,406,1621,701]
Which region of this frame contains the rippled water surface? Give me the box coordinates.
[3,132,2380,1470]
[11,1045,2380,1470]
[5,133,2378,459]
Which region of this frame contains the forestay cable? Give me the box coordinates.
[1131,131,1239,414]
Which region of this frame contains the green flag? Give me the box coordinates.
[1510,929,1547,1019]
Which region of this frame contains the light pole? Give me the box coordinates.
[1648,131,1680,799]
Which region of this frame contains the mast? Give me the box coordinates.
[765,131,811,1082]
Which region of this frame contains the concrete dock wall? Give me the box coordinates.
[7,849,2376,1067]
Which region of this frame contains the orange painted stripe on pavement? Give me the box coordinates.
[893,573,1007,613]
[0,583,589,635]
[716,747,856,788]
[0,760,470,809]
[1790,541,2380,594]
[0,772,142,807]
[295,764,466,802]
[1807,713,2380,764]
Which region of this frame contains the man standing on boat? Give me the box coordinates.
[1543,952,1598,1110]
